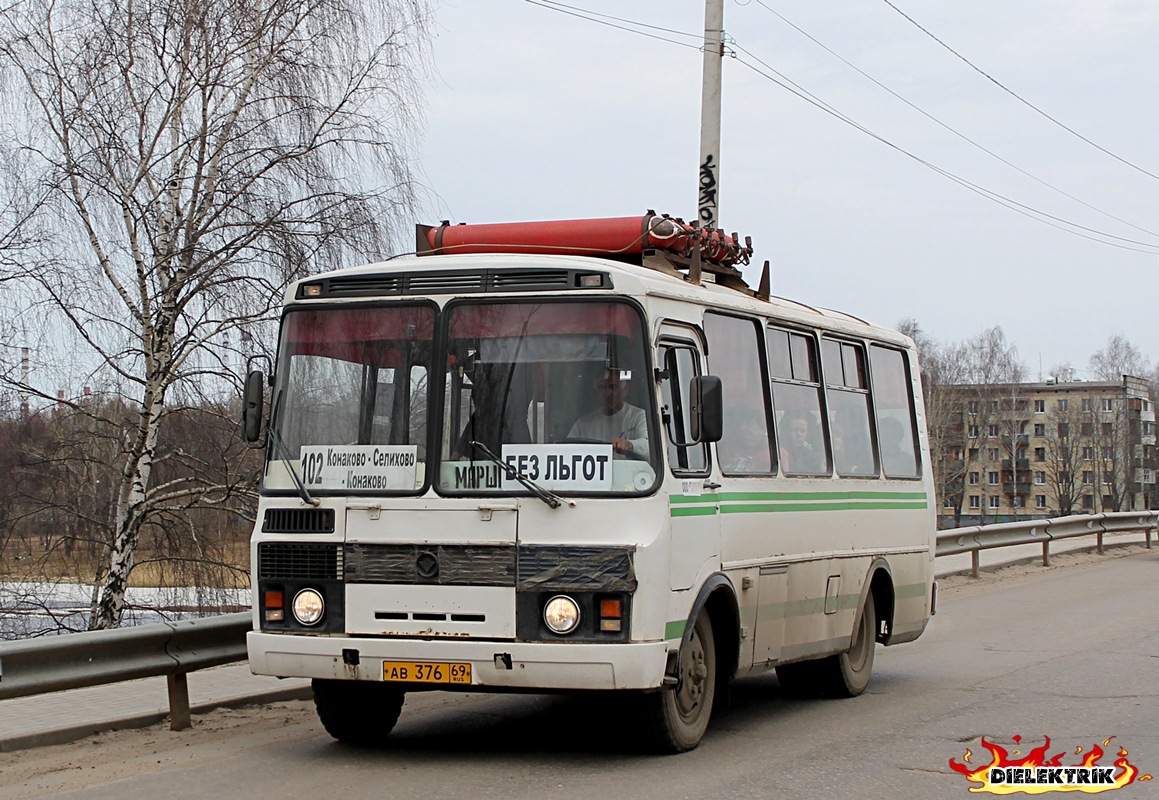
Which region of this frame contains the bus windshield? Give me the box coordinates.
[264,303,436,494]
[438,300,658,496]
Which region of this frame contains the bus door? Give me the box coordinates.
[658,328,719,592]
[703,311,786,669]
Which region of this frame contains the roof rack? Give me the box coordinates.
[416,211,771,301]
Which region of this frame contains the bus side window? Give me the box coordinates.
[767,327,830,476]
[659,343,708,473]
[823,339,877,477]
[870,345,921,478]
[705,312,774,474]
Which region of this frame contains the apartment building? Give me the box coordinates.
[934,375,1156,527]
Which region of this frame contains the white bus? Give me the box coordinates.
[243,213,936,753]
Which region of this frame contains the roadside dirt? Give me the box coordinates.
[1,544,1154,799]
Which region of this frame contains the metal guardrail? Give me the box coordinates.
[936,511,1158,578]
[0,611,250,730]
[1,512,1156,731]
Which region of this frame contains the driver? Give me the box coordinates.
[567,369,648,456]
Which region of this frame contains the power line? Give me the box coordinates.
[522,0,1159,254]
[522,1,700,50]
[878,0,1159,183]
[731,44,1159,254]
[747,0,1159,244]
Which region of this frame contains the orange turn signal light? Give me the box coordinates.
[599,598,622,619]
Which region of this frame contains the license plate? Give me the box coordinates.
[382,660,472,684]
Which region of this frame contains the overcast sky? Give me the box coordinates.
[415,0,1159,380]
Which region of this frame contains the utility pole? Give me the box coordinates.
[697,0,724,230]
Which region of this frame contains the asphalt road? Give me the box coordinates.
[3,547,1156,800]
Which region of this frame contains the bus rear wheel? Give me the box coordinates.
[815,593,876,698]
[312,679,405,746]
[640,610,717,753]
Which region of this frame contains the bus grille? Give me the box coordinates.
[258,543,341,580]
[262,507,335,534]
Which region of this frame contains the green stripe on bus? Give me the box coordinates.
[720,501,929,514]
[668,490,929,516]
[665,620,687,639]
[670,506,721,517]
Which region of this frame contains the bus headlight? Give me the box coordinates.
[292,588,325,626]
[543,595,581,634]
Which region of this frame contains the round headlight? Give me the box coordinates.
[292,588,325,626]
[543,595,581,634]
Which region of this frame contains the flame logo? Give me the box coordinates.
[949,736,1152,794]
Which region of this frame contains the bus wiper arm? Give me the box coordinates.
[469,441,572,509]
[269,427,321,507]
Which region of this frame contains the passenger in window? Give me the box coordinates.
[831,408,874,475]
[567,369,648,456]
[720,405,770,472]
[879,416,914,476]
[780,412,824,474]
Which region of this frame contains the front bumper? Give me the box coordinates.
[248,631,669,691]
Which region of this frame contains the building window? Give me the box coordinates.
[1103,398,1115,412]
[1060,471,1071,485]
[987,424,999,437]
[1081,398,1093,412]
[969,447,980,460]
[1034,423,1045,436]
[943,495,955,509]
[1080,422,1093,436]
[1034,447,1045,462]
[1104,471,1114,484]
[1082,495,1094,510]
[968,424,980,438]
[1057,399,1069,411]
[969,471,980,485]
[988,400,999,413]
[1102,495,1115,508]
[1012,496,1026,508]
[1102,447,1113,459]
[988,471,999,485]
[969,495,980,509]
[1035,495,1047,509]
[989,496,1001,509]
[1082,471,1094,485]
[1034,471,1045,484]
[988,448,1000,461]
[1102,422,1113,436]
[1034,399,1045,413]
[1058,423,1069,438]
[967,400,979,414]
[1081,447,1094,460]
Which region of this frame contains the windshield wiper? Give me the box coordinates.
[268,423,321,508]
[469,441,572,509]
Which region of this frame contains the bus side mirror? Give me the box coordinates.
[242,370,265,444]
[690,375,723,443]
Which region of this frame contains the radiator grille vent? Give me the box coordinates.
[300,269,609,299]
[262,507,335,534]
[258,543,341,581]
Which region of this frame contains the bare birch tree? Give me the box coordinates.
[0,0,432,628]
[1088,335,1149,381]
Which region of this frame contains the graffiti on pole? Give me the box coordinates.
[698,154,717,229]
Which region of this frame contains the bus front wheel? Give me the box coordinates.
[640,610,717,753]
[312,679,405,746]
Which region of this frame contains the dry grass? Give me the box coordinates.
[0,535,251,590]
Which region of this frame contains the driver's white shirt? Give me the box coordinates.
[567,404,648,454]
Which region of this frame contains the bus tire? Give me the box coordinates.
[312,679,405,746]
[814,592,876,698]
[640,609,717,753]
